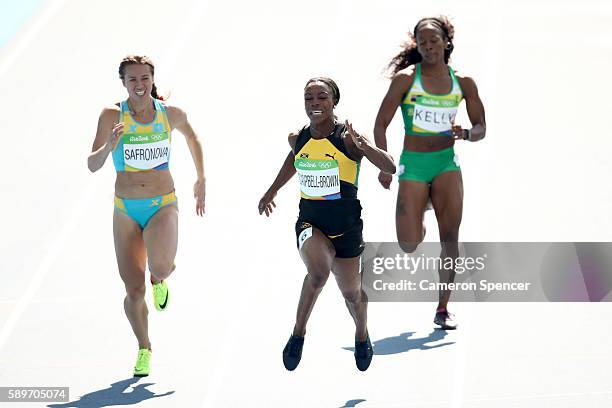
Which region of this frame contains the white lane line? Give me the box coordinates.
[161,0,210,77]
[0,296,100,305]
[360,390,612,408]
[0,0,210,354]
[0,0,67,78]
[449,5,503,406]
[463,390,612,403]
[449,304,472,408]
[138,1,254,405]
[0,181,96,352]
[199,319,242,408]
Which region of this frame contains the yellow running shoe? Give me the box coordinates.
[152,280,170,311]
[133,348,151,377]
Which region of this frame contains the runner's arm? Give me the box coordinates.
[258,134,298,216]
[88,107,120,173]
[461,77,486,142]
[373,70,413,151]
[169,106,205,181]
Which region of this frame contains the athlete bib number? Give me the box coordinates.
[295,158,341,200]
[122,132,170,170]
[298,226,313,250]
[412,96,458,134]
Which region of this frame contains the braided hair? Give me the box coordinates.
[118,55,167,100]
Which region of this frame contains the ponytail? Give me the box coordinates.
[385,37,422,77]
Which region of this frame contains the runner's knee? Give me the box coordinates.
[341,288,361,304]
[439,228,459,243]
[125,284,146,301]
[306,269,330,290]
[398,240,420,253]
[149,259,174,280]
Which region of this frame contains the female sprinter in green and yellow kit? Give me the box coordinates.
[88,55,205,376]
[374,16,486,329]
[259,78,395,371]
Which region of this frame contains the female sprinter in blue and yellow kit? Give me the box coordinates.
[374,16,486,329]
[88,55,205,376]
[258,78,395,371]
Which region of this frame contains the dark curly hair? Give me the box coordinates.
[385,16,455,77]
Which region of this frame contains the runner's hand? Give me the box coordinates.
[258,190,277,217]
[194,179,206,216]
[108,122,125,151]
[109,123,124,150]
[378,171,392,189]
[450,118,464,140]
[345,120,370,151]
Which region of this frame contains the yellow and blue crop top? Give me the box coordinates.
[112,99,172,172]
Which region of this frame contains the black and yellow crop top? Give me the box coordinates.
[293,123,360,200]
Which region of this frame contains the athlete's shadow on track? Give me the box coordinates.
[47,377,174,408]
[338,399,367,407]
[343,330,454,355]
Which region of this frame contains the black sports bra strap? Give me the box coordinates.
[293,126,310,154]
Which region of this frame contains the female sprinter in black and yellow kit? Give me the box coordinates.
[258,78,395,371]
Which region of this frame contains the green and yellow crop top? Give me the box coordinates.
[401,63,463,137]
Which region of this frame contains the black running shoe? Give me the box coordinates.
[354,334,373,371]
[282,335,304,371]
[434,309,458,330]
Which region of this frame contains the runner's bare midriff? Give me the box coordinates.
[115,170,175,199]
[403,134,455,152]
